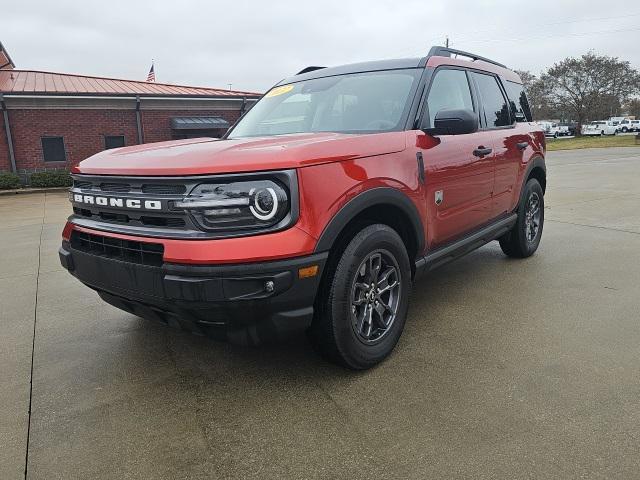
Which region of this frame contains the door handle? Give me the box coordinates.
[473,147,492,157]
[516,142,528,150]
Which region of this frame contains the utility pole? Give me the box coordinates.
[445,36,449,48]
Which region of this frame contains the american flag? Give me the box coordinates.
[146,63,155,82]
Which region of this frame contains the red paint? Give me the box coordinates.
[76,131,407,176]
[67,56,545,265]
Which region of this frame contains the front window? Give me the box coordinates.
[227,69,420,138]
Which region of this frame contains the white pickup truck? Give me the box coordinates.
[615,118,639,133]
[582,121,618,136]
[538,121,568,138]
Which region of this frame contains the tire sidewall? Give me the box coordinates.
[516,179,544,255]
[329,225,411,368]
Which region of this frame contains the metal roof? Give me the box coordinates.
[170,116,230,130]
[0,69,260,97]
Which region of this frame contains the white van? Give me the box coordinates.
[582,121,618,136]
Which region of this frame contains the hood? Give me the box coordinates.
[76,132,407,176]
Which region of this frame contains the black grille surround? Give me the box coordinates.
[69,171,299,240]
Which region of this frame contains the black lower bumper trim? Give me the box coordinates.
[59,241,328,345]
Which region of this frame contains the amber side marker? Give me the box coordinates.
[298,265,319,279]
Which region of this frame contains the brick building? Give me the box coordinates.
[0,42,260,180]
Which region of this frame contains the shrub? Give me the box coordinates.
[0,172,21,190]
[29,170,73,188]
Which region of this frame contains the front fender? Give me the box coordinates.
[314,187,425,253]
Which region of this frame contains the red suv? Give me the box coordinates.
[60,47,546,369]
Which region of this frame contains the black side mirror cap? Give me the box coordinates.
[429,109,479,135]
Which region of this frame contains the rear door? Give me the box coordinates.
[470,71,520,218]
[418,67,496,247]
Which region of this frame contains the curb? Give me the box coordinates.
[0,187,69,196]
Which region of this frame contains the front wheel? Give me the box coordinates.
[499,178,544,258]
[309,224,411,369]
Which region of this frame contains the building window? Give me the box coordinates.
[41,137,66,162]
[104,135,125,150]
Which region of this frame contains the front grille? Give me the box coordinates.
[73,180,93,190]
[71,231,164,266]
[141,184,186,195]
[140,216,186,228]
[100,182,131,193]
[73,207,186,229]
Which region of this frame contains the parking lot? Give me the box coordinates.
[2,146,640,479]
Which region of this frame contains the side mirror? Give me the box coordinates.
[431,109,478,135]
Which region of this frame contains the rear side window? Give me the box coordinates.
[425,69,473,128]
[505,81,533,122]
[472,72,511,128]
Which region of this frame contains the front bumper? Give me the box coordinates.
[59,239,328,345]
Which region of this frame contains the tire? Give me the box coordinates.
[309,224,411,369]
[601,130,605,136]
[499,178,544,258]
[553,132,558,138]
[622,127,628,133]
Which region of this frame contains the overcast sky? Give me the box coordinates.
[3,0,640,93]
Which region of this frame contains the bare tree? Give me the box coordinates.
[541,52,640,130]
[624,98,640,119]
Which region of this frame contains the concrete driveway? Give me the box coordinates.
[2,147,640,479]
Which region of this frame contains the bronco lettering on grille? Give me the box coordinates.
[73,194,162,210]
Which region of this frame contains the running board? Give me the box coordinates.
[414,213,517,280]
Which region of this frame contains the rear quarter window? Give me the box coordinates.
[505,80,533,122]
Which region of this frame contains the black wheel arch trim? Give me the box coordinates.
[314,187,425,255]
[519,155,546,204]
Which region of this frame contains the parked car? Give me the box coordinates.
[538,121,562,138]
[630,120,640,132]
[582,121,618,136]
[559,122,578,136]
[59,46,546,369]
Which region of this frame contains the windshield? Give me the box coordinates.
[228,69,420,138]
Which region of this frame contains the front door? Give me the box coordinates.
[418,67,495,248]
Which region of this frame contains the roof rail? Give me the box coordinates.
[427,46,507,69]
[296,66,326,75]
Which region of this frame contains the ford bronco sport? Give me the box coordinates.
[60,46,546,369]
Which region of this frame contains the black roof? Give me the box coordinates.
[277,46,509,86]
[277,58,423,86]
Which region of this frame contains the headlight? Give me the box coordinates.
[174,179,291,232]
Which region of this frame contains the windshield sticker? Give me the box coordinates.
[265,84,294,98]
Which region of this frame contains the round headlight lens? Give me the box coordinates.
[250,187,278,220]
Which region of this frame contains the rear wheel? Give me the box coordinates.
[499,178,544,258]
[309,224,411,369]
